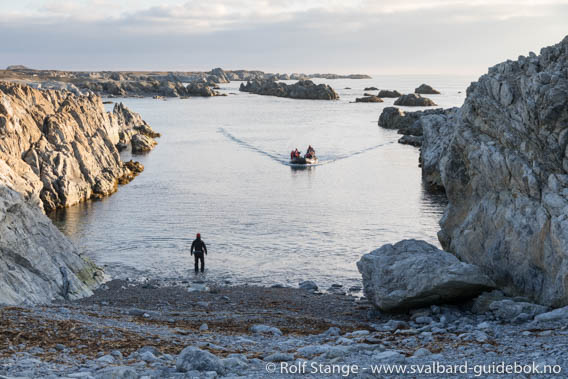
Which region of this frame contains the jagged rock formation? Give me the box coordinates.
[0,83,161,304]
[415,84,441,94]
[377,107,452,149]
[239,79,339,100]
[0,83,160,305]
[416,36,568,306]
[394,94,437,106]
[132,134,158,153]
[378,90,402,98]
[357,240,495,312]
[208,68,230,83]
[355,96,383,103]
[0,83,158,212]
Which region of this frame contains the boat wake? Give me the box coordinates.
[218,128,395,167]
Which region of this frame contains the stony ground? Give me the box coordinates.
[1,278,567,378]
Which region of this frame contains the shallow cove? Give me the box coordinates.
[50,75,470,291]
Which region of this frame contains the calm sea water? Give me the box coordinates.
[51,75,473,291]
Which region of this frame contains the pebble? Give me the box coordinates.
[96,355,114,364]
[264,352,295,362]
[249,324,282,336]
[412,348,431,357]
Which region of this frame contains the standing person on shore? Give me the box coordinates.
[190,233,207,273]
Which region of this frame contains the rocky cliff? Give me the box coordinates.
[0,82,157,305]
[418,36,568,306]
[239,79,339,100]
[0,83,158,211]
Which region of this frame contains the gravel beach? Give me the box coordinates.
[1,278,567,378]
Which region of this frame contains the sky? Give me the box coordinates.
[1,0,567,75]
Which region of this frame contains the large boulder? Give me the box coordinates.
[357,240,495,312]
[355,96,383,103]
[394,94,437,106]
[415,84,441,94]
[433,35,568,306]
[378,107,413,130]
[378,90,402,98]
[176,347,225,374]
[489,299,548,321]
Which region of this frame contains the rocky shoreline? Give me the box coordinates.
[1,278,567,378]
[0,82,159,305]
[2,35,568,378]
[0,67,368,98]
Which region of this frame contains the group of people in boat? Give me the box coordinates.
[290,145,316,160]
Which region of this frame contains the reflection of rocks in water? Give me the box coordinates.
[420,181,447,209]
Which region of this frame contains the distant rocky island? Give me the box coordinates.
[0,67,369,98]
[239,79,339,100]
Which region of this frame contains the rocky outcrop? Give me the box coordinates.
[432,36,568,306]
[415,84,441,94]
[378,90,402,98]
[377,107,452,150]
[379,107,420,130]
[355,96,383,103]
[77,79,189,98]
[411,36,568,307]
[394,94,437,106]
[186,83,219,97]
[418,110,457,190]
[112,102,160,151]
[132,134,158,153]
[0,83,159,305]
[239,79,339,100]
[0,83,159,304]
[208,68,229,83]
[0,83,157,211]
[0,184,103,305]
[357,239,495,312]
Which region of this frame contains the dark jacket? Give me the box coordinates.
[191,238,207,254]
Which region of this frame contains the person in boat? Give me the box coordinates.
[305,145,315,158]
[190,233,207,273]
[294,148,300,158]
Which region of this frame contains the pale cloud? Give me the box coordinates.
[3,0,567,25]
[0,0,566,74]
